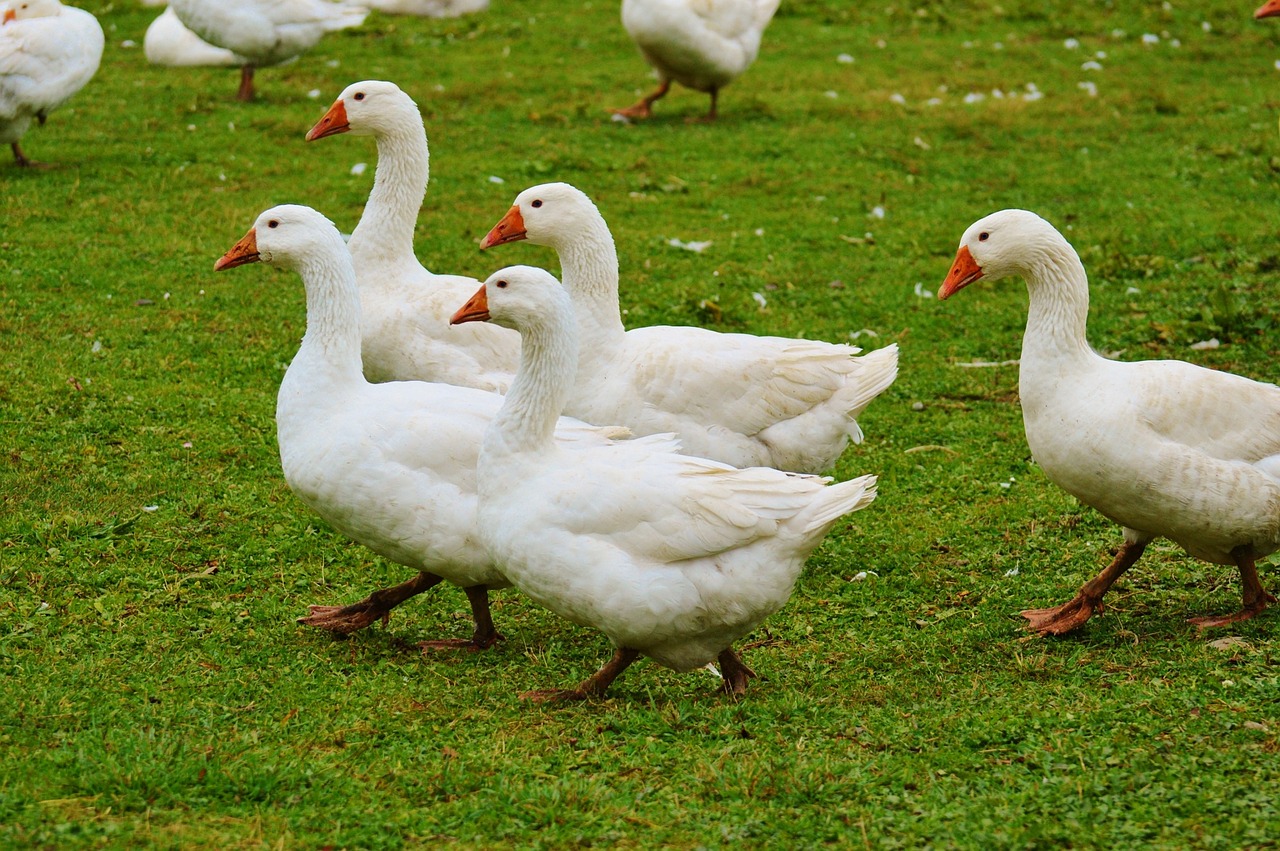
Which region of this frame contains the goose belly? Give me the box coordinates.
[480,505,798,671]
[1025,405,1280,565]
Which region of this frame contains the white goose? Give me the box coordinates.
[939,209,1280,634]
[366,0,488,16]
[613,0,780,121]
[214,205,625,646]
[452,265,878,701]
[168,0,367,101]
[0,0,102,167]
[307,80,519,391]
[481,182,899,474]
[144,7,245,68]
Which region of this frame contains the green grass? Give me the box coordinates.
[3,0,1279,846]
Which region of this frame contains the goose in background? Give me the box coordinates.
[613,0,780,121]
[168,0,367,100]
[144,7,245,68]
[0,0,103,167]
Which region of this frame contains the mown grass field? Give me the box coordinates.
[3,0,1279,847]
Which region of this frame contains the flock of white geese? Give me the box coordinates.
[7,1,1280,700]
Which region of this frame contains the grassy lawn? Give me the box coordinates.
[3,0,1279,846]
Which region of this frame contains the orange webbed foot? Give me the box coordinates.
[610,102,652,120]
[297,603,387,634]
[1188,591,1275,629]
[1020,594,1101,636]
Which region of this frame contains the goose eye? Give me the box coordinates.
[978,232,990,241]
[353,92,365,101]
[531,200,543,208]
[268,220,279,229]
[496,280,508,289]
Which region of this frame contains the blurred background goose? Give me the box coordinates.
[144,7,245,67]
[168,0,367,100]
[613,0,780,121]
[0,0,103,167]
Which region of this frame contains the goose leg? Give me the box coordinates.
[419,584,504,652]
[611,79,671,120]
[299,571,444,634]
[237,65,256,102]
[686,88,719,124]
[1022,540,1147,635]
[11,142,44,168]
[717,647,756,696]
[521,647,641,703]
[1188,550,1276,629]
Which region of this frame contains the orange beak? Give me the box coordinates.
[306,99,350,142]
[480,206,527,249]
[215,228,261,271]
[2,9,15,23]
[450,285,490,324]
[937,245,983,300]
[1257,0,1280,18]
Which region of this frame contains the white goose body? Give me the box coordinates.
[307,81,519,392]
[623,0,776,93]
[144,7,245,68]
[275,357,497,589]
[215,206,623,645]
[168,0,365,68]
[616,0,779,119]
[168,0,366,99]
[940,209,1280,631]
[455,265,878,698]
[0,0,103,165]
[1021,348,1280,566]
[482,182,898,474]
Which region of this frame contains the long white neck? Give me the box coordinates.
[1018,241,1096,368]
[285,239,366,391]
[346,115,429,269]
[485,304,579,456]
[552,215,626,345]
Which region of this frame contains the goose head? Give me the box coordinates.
[451,265,572,335]
[306,80,417,142]
[3,0,62,23]
[215,204,341,273]
[938,209,1066,299]
[1257,1,1280,19]
[480,182,600,250]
